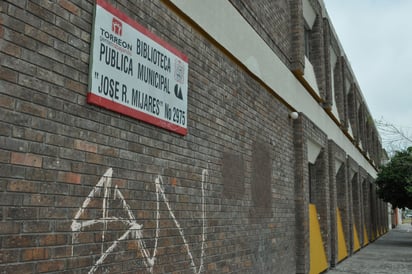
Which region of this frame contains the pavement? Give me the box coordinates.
[326,223,412,274]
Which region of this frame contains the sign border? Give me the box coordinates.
[88,0,188,136]
[96,0,188,62]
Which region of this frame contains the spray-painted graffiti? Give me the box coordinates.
[71,168,208,273]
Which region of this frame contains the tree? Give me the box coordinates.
[375,147,412,209]
[375,118,412,156]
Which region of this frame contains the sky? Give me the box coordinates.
[323,0,412,132]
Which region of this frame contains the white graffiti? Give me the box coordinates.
[71,168,207,273]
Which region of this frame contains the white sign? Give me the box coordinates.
[88,0,189,135]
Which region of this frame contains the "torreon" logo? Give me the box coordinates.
[99,17,132,52]
[112,17,122,36]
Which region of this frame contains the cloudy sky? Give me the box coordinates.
[323,0,412,132]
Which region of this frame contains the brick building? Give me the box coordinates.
[0,0,388,273]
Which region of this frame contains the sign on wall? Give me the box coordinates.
[87,0,189,135]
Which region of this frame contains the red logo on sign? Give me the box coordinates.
[112,18,122,36]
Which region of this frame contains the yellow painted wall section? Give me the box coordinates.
[363,224,369,246]
[353,224,361,252]
[309,204,328,274]
[336,208,348,261]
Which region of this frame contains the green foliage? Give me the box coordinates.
[376,147,412,209]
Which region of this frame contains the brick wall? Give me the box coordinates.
[328,140,346,266]
[0,0,389,273]
[1,0,298,273]
[229,0,293,69]
[292,114,309,274]
[304,117,331,263]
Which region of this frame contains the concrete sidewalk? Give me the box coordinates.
[326,223,412,274]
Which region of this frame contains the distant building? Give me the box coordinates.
[0,0,388,273]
